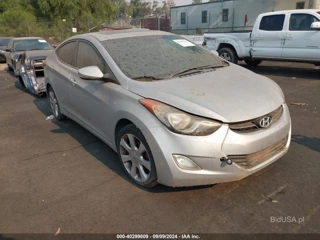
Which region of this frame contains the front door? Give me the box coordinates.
[70,41,115,144]
[282,13,320,61]
[52,41,78,116]
[251,14,286,59]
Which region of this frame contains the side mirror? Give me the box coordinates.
[6,48,11,52]
[78,66,103,80]
[311,22,320,30]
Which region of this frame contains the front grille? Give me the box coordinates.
[229,135,288,169]
[32,59,45,78]
[229,105,284,133]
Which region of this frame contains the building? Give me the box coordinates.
[170,0,320,34]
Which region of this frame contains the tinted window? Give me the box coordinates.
[181,12,186,25]
[57,41,77,66]
[202,11,207,23]
[76,42,107,74]
[0,39,11,46]
[103,35,225,80]
[13,39,53,51]
[259,14,285,31]
[289,14,319,31]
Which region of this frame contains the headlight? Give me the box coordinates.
[139,99,222,136]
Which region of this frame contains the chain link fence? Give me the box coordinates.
[0,16,171,45]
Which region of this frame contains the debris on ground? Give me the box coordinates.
[54,227,60,236]
[290,102,307,107]
[46,115,54,120]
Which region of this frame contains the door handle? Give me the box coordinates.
[255,34,262,39]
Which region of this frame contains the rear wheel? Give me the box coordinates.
[245,59,262,67]
[48,86,67,121]
[218,47,238,64]
[116,124,158,188]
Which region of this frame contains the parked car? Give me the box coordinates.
[203,9,320,66]
[0,37,12,63]
[5,37,54,95]
[44,29,291,188]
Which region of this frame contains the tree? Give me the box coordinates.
[130,0,151,18]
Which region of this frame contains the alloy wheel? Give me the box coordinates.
[220,52,231,61]
[49,90,59,117]
[119,134,152,182]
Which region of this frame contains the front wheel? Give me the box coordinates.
[245,59,262,67]
[116,124,158,188]
[218,47,238,64]
[48,86,67,121]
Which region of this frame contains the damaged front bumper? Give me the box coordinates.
[20,58,46,95]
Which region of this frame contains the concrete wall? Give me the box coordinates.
[170,0,320,34]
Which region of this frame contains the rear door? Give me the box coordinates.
[52,41,78,116]
[69,40,115,144]
[251,14,286,59]
[282,13,320,61]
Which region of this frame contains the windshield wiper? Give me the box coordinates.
[169,65,224,78]
[133,76,165,81]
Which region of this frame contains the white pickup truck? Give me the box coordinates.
[203,9,320,66]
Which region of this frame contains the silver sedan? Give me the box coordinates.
[44,30,291,188]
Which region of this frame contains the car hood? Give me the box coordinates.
[25,50,53,59]
[12,49,53,60]
[127,64,285,123]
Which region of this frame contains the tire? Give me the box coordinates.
[116,124,158,188]
[19,76,26,88]
[48,86,67,121]
[245,59,262,67]
[218,47,238,64]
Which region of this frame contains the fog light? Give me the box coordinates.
[173,155,201,170]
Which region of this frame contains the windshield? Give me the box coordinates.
[102,35,225,80]
[13,39,53,51]
[0,38,11,46]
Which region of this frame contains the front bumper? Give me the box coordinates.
[142,104,291,187]
[21,72,46,95]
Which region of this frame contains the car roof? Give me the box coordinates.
[12,37,44,41]
[74,29,174,42]
[262,9,320,15]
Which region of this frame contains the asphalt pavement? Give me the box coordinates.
[0,61,319,235]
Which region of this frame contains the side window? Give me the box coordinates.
[76,41,107,74]
[296,2,305,9]
[222,9,229,22]
[57,41,77,66]
[181,12,186,25]
[289,14,319,31]
[202,11,207,23]
[259,14,285,31]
